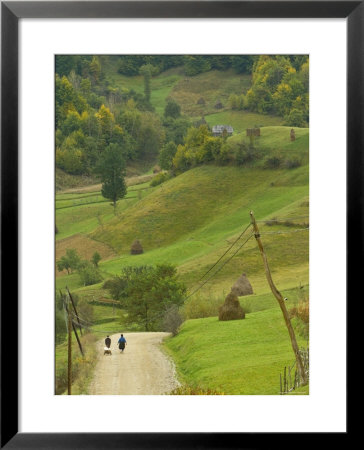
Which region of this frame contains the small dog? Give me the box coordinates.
[104,347,112,355]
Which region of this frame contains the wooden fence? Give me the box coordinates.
[279,348,309,394]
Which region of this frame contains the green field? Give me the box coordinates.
[205,110,284,133]
[164,306,308,395]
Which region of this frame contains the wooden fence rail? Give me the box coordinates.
[279,348,309,394]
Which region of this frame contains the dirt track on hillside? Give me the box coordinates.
[88,332,179,395]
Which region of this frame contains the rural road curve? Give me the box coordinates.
[88,332,179,395]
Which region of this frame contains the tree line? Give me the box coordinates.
[55,55,308,184]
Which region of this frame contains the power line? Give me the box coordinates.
[195,223,252,284]
[260,227,309,236]
[185,232,254,300]
[256,215,309,223]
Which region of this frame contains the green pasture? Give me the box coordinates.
[164,306,308,395]
[205,110,284,133]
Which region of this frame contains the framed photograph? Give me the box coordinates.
[1,1,355,447]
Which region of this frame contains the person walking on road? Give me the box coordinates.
[105,335,111,348]
[118,334,127,352]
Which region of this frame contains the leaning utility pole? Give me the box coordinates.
[250,211,307,384]
[66,286,82,336]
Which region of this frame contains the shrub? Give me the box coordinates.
[162,305,183,336]
[284,158,302,169]
[55,333,98,395]
[264,156,282,169]
[294,300,309,324]
[169,385,225,395]
[150,172,171,187]
[77,299,94,323]
[284,108,307,127]
[55,310,67,344]
[233,142,260,166]
[164,98,181,119]
[182,293,224,319]
[78,261,103,286]
[289,295,309,339]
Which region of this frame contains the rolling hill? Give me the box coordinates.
[55,59,309,395]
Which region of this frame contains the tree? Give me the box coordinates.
[92,251,101,267]
[55,75,87,127]
[139,64,157,104]
[95,104,115,139]
[184,56,211,76]
[135,112,165,159]
[95,143,127,213]
[106,264,186,331]
[78,261,103,286]
[159,141,177,170]
[230,55,255,74]
[89,56,101,84]
[164,98,181,119]
[284,108,307,127]
[164,117,191,146]
[56,248,81,274]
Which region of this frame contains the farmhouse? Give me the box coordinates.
[212,125,233,137]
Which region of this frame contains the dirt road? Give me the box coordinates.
[88,332,179,395]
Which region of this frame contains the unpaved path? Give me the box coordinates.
[88,332,179,395]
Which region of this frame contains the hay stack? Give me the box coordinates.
[214,101,223,109]
[231,273,253,297]
[194,116,207,128]
[153,165,161,174]
[130,239,143,255]
[197,97,205,105]
[219,292,245,321]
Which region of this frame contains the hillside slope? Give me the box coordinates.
[57,126,309,298]
[164,308,308,395]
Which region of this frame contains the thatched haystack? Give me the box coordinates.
[130,239,143,255]
[194,116,207,128]
[214,101,223,109]
[197,97,205,105]
[153,165,161,174]
[231,273,253,297]
[218,292,245,321]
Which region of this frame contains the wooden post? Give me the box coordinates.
[71,320,84,357]
[284,366,287,393]
[280,373,282,395]
[66,286,82,336]
[250,211,307,384]
[67,304,72,395]
[289,366,292,390]
[65,298,83,357]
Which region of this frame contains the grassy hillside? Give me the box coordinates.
[102,61,279,125]
[56,126,309,298]
[56,181,154,241]
[164,307,308,395]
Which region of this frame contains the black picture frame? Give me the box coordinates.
[1,1,356,448]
